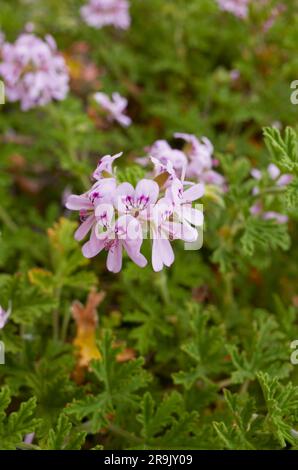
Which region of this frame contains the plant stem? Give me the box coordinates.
[155,270,170,305]
[240,379,250,394]
[217,377,233,389]
[0,205,17,231]
[108,423,143,444]
[53,287,61,341]
[61,305,72,342]
[223,272,234,307]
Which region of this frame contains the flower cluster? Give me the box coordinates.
[94,92,132,127]
[250,163,292,224]
[0,33,69,110]
[66,153,204,273]
[216,0,250,18]
[81,0,131,30]
[140,133,225,189]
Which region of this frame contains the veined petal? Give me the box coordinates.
[181,206,204,227]
[66,195,92,211]
[114,182,134,212]
[107,243,122,273]
[82,227,105,258]
[135,179,159,206]
[160,238,174,268]
[152,238,164,272]
[95,203,114,227]
[123,239,147,268]
[75,215,95,241]
[183,183,205,202]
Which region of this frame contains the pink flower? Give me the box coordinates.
[174,133,226,188]
[82,206,147,273]
[263,4,285,32]
[93,152,122,180]
[66,151,205,273]
[250,164,292,224]
[81,0,131,30]
[23,433,35,445]
[230,69,240,81]
[250,202,288,224]
[251,163,293,192]
[165,179,204,243]
[66,178,116,241]
[216,0,250,19]
[0,33,69,110]
[149,197,200,272]
[141,133,225,190]
[0,303,11,329]
[94,92,132,127]
[146,140,187,175]
[262,211,288,224]
[114,179,159,216]
[267,164,293,187]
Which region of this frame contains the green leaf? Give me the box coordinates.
[227,311,291,384]
[40,414,86,450]
[214,390,258,450]
[241,217,290,257]
[137,391,200,449]
[173,304,227,388]
[66,330,151,433]
[0,387,39,450]
[263,127,298,174]
[258,372,298,448]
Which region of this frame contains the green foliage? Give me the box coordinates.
[214,390,258,450]
[241,217,290,257]
[258,372,298,448]
[66,331,151,433]
[263,127,298,175]
[227,311,291,384]
[137,392,200,450]
[173,304,227,389]
[39,414,86,450]
[0,387,39,450]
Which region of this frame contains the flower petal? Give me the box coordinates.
[183,183,205,202]
[107,243,122,273]
[135,179,159,206]
[82,228,105,258]
[66,195,92,211]
[75,215,95,241]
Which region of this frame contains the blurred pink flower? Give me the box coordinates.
[230,69,240,81]
[216,0,250,19]
[81,0,130,30]
[24,433,35,445]
[93,152,122,179]
[174,133,226,188]
[250,163,292,224]
[263,4,285,32]
[0,303,11,329]
[0,33,69,110]
[94,92,132,127]
[146,140,187,175]
[141,133,225,189]
[250,202,288,224]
